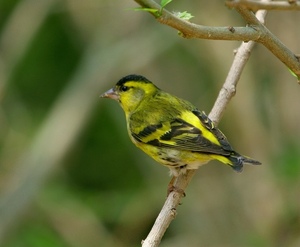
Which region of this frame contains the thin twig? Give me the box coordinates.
[235,6,300,82]
[141,2,269,247]
[226,0,300,11]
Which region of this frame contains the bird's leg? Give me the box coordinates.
[167,175,186,197]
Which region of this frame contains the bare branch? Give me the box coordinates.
[135,0,261,41]
[235,6,300,82]
[141,171,195,247]
[134,0,300,80]
[210,4,268,123]
[226,0,300,11]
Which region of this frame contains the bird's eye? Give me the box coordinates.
[120,85,129,92]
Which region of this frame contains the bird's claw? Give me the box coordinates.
[167,185,186,197]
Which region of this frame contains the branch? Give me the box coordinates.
[235,6,300,82]
[226,0,300,11]
[135,0,261,41]
[134,0,300,80]
[141,3,269,247]
[141,171,196,246]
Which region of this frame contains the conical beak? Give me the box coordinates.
[100,88,119,101]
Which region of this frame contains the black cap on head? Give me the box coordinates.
[116,74,152,87]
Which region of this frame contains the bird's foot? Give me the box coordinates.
[167,185,186,197]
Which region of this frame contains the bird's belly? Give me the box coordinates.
[135,143,212,175]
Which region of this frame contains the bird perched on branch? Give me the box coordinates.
[101,74,261,177]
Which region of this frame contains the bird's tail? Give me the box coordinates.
[228,152,261,172]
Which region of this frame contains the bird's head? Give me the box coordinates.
[101,74,159,113]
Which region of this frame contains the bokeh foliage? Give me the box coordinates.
[0,1,300,247]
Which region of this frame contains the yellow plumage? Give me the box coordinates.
[101,74,261,176]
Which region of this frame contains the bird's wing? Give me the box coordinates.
[131,109,234,156]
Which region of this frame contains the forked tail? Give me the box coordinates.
[228,152,261,172]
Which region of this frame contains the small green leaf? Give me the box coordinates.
[160,0,172,8]
[288,68,297,78]
[176,11,194,20]
[133,0,172,17]
[288,68,300,83]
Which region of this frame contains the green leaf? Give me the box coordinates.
[176,11,194,20]
[288,68,300,83]
[288,68,297,78]
[133,0,172,17]
[160,0,172,8]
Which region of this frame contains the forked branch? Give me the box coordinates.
[135,0,300,81]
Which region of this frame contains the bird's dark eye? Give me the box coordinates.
[120,85,129,92]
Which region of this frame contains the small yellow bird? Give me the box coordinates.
[101,74,261,177]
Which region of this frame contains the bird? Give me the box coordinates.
[101,74,261,178]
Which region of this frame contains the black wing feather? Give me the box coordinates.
[131,112,232,156]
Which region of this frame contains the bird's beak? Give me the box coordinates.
[100,88,119,101]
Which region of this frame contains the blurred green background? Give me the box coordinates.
[1,1,300,246]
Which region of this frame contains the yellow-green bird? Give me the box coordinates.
[101,74,261,177]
